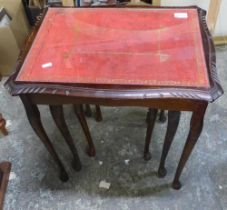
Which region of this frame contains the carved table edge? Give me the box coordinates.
[4,6,223,103]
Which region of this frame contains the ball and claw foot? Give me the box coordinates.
[144,152,152,161]
[172,180,182,190]
[59,171,69,182]
[157,167,167,178]
[86,146,96,157]
[72,161,82,171]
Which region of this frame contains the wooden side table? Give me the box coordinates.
[5,6,223,189]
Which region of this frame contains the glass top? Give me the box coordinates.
[16,8,210,88]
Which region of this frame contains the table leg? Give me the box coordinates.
[74,105,96,157]
[0,113,8,136]
[145,109,150,123]
[84,104,92,117]
[158,111,181,178]
[172,103,208,190]
[49,105,82,171]
[20,96,69,182]
[95,105,103,122]
[158,110,167,123]
[144,108,158,160]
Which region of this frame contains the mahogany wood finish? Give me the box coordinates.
[146,109,150,123]
[83,104,103,122]
[158,111,181,178]
[0,162,11,210]
[20,95,69,182]
[49,105,82,171]
[172,103,208,189]
[158,110,166,123]
[146,109,166,124]
[73,105,96,157]
[0,114,8,136]
[95,105,103,122]
[4,6,223,189]
[144,108,158,160]
[84,104,92,117]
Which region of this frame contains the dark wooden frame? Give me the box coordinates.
[5,6,223,189]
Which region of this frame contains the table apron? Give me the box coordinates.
[28,94,206,111]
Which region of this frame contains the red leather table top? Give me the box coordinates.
[16,8,209,88]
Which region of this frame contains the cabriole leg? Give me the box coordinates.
[158,110,167,123]
[95,105,102,122]
[144,108,158,160]
[20,96,69,182]
[84,104,92,117]
[172,103,207,190]
[74,105,96,157]
[49,105,82,171]
[158,111,181,178]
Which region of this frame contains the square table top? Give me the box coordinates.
[16,7,210,88]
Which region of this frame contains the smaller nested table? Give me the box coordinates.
[5,6,223,189]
